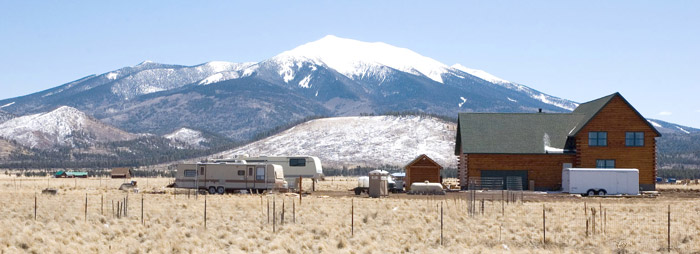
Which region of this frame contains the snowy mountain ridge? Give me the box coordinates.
[0,106,139,149]
[273,35,450,83]
[215,115,458,168]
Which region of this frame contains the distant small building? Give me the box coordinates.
[111,167,132,178]
[55,170,88,178]
[404,154,443,191]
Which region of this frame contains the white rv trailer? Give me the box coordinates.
[562,168,639,196]
[217,156,323,179]
[175,162,287,194]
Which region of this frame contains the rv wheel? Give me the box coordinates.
[217,186,225,195]
[598,189,607,196]
[208,186,216,195]
[586,189,596,197]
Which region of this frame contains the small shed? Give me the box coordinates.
[111,167,132,178]
[404,154,442,191]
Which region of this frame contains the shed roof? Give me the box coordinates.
[111,167,131,175]
[404,154,443,169]
[66,172,88,176]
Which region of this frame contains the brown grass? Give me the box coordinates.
[0,175,698,253]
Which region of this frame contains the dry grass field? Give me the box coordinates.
[1,175,699,253]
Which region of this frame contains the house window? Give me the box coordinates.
[596,159,615,168]
[290,158,306,167]
[626,132,644,147]
[184,170,196,177]
[588,132,607,147]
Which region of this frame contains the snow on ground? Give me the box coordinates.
[274,35,450,83]
[676,126,691,134]
[216,115,457,168]
[0,106,137,149]
[648,120,662,128]
[164,128,207,149]
[451,64,511,84]
[0,102,14,109]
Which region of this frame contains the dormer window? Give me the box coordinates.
[588,132,607,147]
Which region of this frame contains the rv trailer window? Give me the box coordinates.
[184,170,196,177]
[199,167,205,175]
[238,170,245,176]
[290,158,306,167]
[256,167,265,180]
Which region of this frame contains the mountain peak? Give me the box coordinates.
[274,35,449,83]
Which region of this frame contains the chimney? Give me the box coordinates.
[538,108,542,113]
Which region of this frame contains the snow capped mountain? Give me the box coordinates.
[451,64,511,84]
[647,119,700,134]
[0,106,139,149]
[164,128,208,149]
[108,61,255,99]
[451,64,578,111]
[272,35,450,83]
[217,115,457,168]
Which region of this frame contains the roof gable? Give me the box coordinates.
[404,154,443,169]
[570,93,661,137]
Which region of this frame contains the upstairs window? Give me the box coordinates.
[596,159,615,168]
[626,132,644,147]
[290,158,306,167]
[588,132,607,147]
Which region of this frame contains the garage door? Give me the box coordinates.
[481,170,528,190]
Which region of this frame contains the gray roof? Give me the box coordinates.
[455,113,584,154]
[455,92,660,155]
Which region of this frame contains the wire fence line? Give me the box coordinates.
[2,189,696,253]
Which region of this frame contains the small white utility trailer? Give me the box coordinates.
[562,168,639,196]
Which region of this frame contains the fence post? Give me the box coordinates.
[273,195,276,233]
[542,204,546,245]
[351,198,354,236]
[267,198,270,224]
[282,199,285,225]
[440,202,443,246]
[141,194,144,226]
[84,193,88,222]
[34,193,37,221]
[668,204,671,252]
[299,176,302,205]
[293,199,296,224]
[101,195,104,216]
[204,195,207,229]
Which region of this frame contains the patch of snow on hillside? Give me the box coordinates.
[533,93,576,111]
[164,128,207,149]
[507,97,517,103]
[0,106,136,149]
[459,97,467,107]
[106,72,118,80]
[648,120,662,128]
[199,73,224,85]
[216,115,457,168]
[676,126,690,134]
[0,102,14,109]
[451,64,511,84]
[299,75,312,88]
[275,35,449,83]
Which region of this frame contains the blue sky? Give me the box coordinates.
[1,1,699,127]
